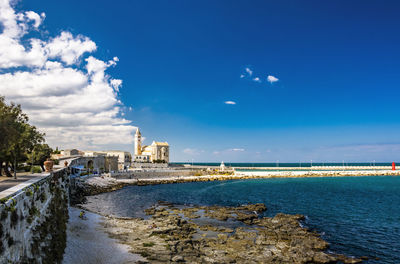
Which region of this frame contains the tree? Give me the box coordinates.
[53,146,61,154]
[27,144,53,172]
[0,96,45,178]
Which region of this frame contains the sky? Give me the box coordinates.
[1,0,400,162]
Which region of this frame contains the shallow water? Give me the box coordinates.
[86,176,400,263]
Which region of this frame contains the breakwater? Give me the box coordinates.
[106,169,400,186]
[0,168,69,263]
[235,166,392,171]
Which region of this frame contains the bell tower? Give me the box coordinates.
[134,128,142,156]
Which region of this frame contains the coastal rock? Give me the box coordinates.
[70,176,128,204]
[87,202,363,264]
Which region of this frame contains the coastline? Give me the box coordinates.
[68,173,398,263]
[78,201,363,264]
[72,170,400,198]
[118,169,400,186]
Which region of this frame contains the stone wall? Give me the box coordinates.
[0,168,69,263]
[111,169,205,179]
[69,156,119,172]
[131,162,168,169]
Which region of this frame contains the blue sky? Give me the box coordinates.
[9,0,400,162]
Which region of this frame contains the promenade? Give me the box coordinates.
[0,173,43,192]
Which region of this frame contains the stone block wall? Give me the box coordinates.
[0,168,69,263]
[111,169,205,179]
[131,162,168,169]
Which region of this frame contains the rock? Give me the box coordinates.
[89,202,363,264]
[171,255,184,262]
[238,203,267,213]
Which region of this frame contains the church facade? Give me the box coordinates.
[134,128,169,163]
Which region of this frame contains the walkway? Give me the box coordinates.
[0,173,43,192]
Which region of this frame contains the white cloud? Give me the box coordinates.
[224,101,236,105]
[240,74,245,78]
[0,0,135,150]
[229,148,245,152]
[46,32,97,65]
[245,67,253,76]
[267,75,279,83]
[24,11,45,28]
[253,77,261,83]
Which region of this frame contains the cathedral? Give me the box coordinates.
[134,128,170,163]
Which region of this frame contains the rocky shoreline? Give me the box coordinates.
[72,170,400,201]
[73,177,366,263]
[82,201,363,264]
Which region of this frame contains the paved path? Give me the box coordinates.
[0,173,43,192]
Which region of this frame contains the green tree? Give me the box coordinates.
[0,96,45,178]
[27,144,53,172]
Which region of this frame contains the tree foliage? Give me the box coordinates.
[0,96,49,177]
[27,143,53,172]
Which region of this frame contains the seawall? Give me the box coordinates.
[0,168,69,263]
[110,169,400,186]
[111,169,205,179]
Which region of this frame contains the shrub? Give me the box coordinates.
[143,242,155,247]
[18,164,31,172]
[32,166,42,173]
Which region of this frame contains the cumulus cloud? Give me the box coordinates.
[267,75,279,83]
[46,32,97,65]
[253,77,261,83]
[224,101,236,105]
[240,67,279,85]
[0,0,135,150]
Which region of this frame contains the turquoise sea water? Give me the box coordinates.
[88,176,400,263]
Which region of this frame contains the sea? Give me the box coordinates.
[86,175,400,263]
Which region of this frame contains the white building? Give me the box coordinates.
[134,128,169,163]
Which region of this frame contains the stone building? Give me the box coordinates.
[60,149,79,157]
[134,128,169,163]
[105,151,132,170]
[71,155,118,172]
[83,150,132,170]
